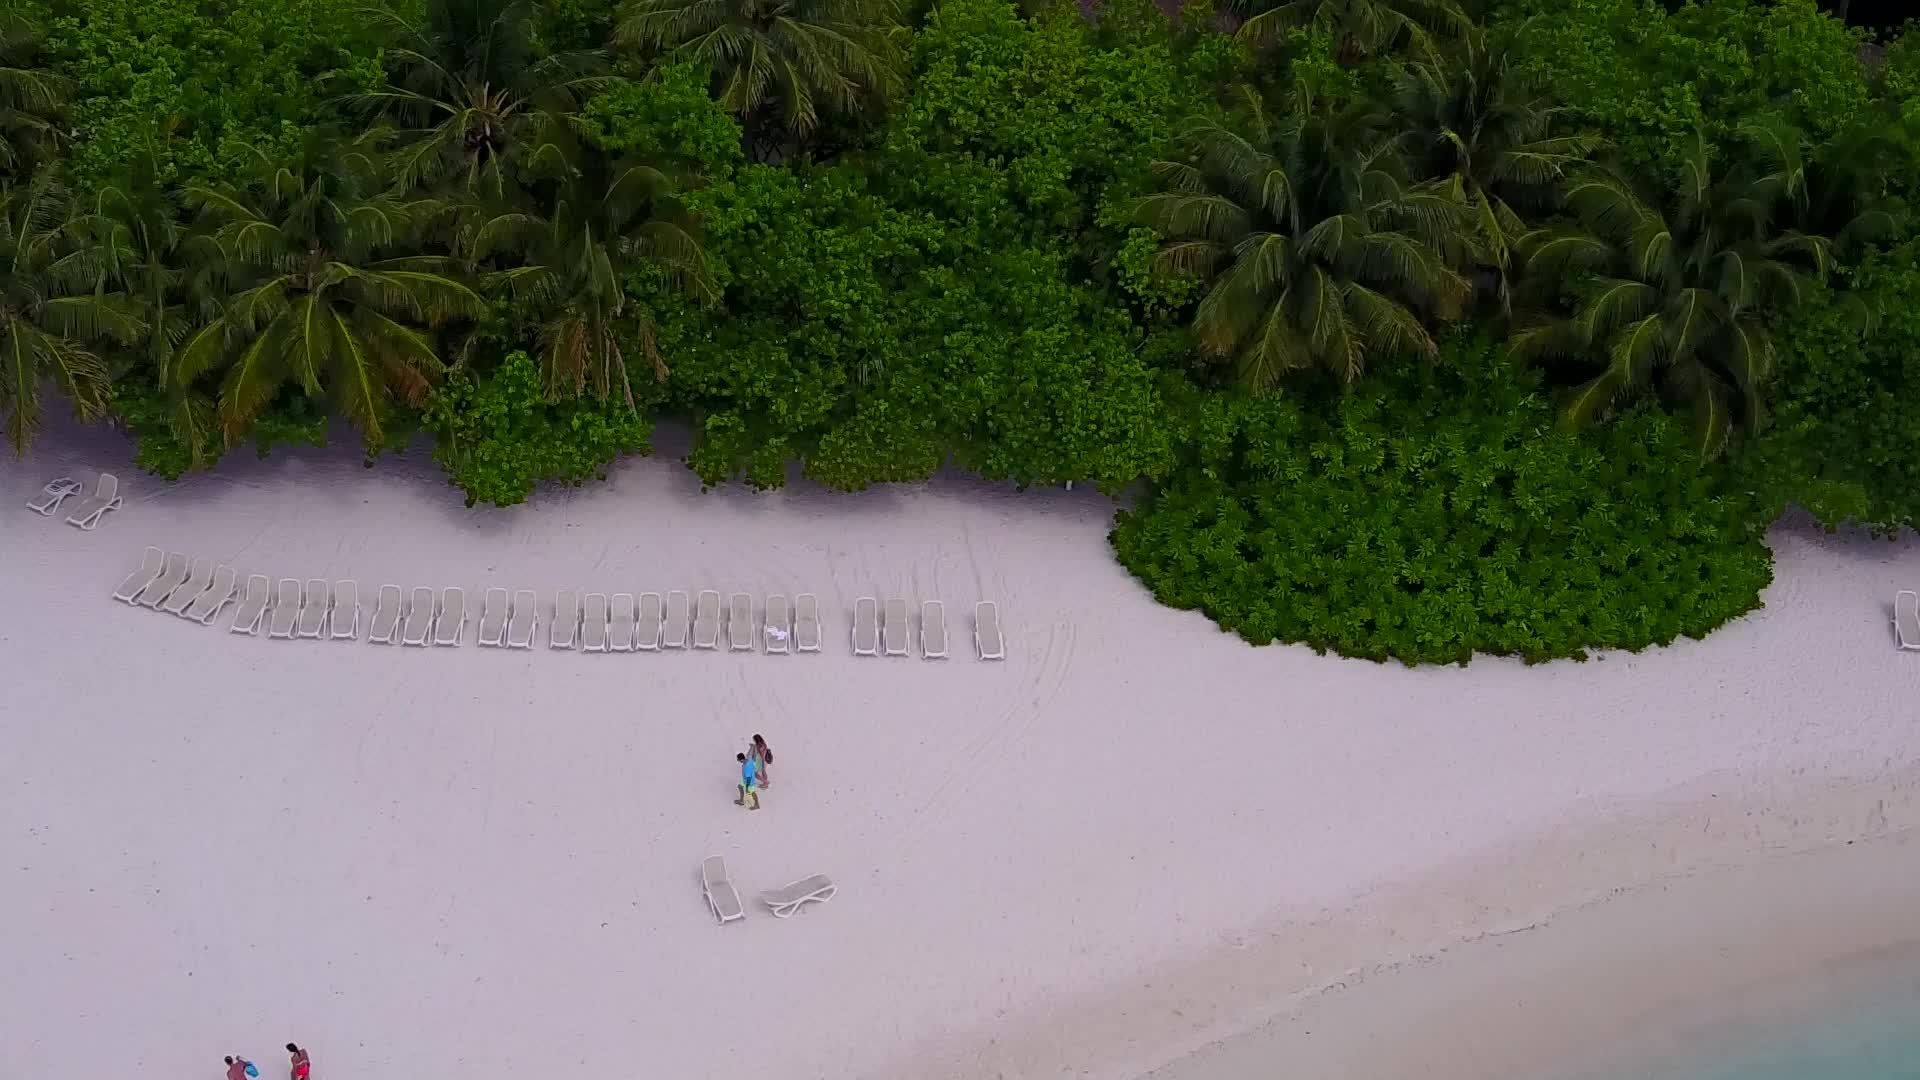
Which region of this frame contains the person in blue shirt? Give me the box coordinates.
[735,752,761,810]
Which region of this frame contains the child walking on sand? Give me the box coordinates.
[735,752,760,810]
[751,734,773,789]
[286,1043,311,1080]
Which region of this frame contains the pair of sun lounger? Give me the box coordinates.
[850,598,1003,660]
[701,856,837,924]
[27,473,121,529]
[556,590,826,653]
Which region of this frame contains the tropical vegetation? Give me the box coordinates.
[2,0,1916,663]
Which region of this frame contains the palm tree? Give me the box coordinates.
[170,138,486,443]
[0,13,70,179]
[1393,30,1600,314]
[1512,134,1830,455]
[613,0,905,144]
[467,114,715,406]
[352,0,605,198]
[1233,0,1469,62]
[0,171,141,452]
[73,157,225,462]
[1743,118,1905,262]
[1133,95,1471,391]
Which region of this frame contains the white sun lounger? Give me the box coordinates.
[136,551,190,608]
[65,473,122,530]
[635,591,663,650]
[663,590,690,649]
[28,477,82,515]
[329,579,360,639]
[295,577,330,638]
[433,586,465,645]
[609,592,637,652]
[182,564,238,623]
[921,600,948,659]
[549,590,580,649]
[506,590,537,648]
[367,584,403,644]
[795,593,820,653]
[882,597,910,657]
[728,592,754,651]
[759,874,838,918]
[852,597,879,657]
[1896,590,1920,651]
[478,587,509,647]
[702,855,745,925]
[229,574,271,634]
[268,578,303,639]
[581,592,610,652]
[974,600,1005,660]
[401,586,435,646]
[764,594,792,654]
[160,558,215,616]
[113,546,166,602]
[692,589,721,650]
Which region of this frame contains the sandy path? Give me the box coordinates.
[2,421,1917,1079]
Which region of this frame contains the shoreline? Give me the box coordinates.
[1138,825,1920,1080]
[870,763,1920,1079]
[5,424,1920,1079]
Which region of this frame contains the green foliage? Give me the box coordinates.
[1500,0,1872,179]
[584,64,745,174]
[1752,244,1920,534]
[1111,338,1775,664]
[172,137,485,443]
[0,170,136,452]
[1135,95,1471,390]
[1512,131,1830,455]
[112,380,215,479]
[662,163,1173,492]
[43,0,384,186]
[890,0,1189,234]
[1,12,68,179]
[425,350,653,506]
[613,0,906,140]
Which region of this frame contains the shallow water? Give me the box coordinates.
[1559,952,1920,1080]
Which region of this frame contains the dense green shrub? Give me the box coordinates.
[1111,339,1776,664]
[425,352,655,507]
[1499,0,1873,176]
[660,163,1174,492]
[37,0,384,185]
[1747,244,1920,535]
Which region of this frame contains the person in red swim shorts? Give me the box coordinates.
[286,1044,311,1080]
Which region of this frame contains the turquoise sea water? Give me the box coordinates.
[1562,957,1920,1080]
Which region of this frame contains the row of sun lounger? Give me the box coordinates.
[362,585,536,648]
[113,550,1009,658]
[552,589,825,654]
[26,473,121,529]
[551,590,1004,659]
[115,549,367,639]
[701,856,836,924]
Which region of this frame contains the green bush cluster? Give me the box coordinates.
[426,352,655,507]
[1112,340,1775,664]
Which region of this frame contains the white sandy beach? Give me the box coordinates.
[3,418,1919,1080]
